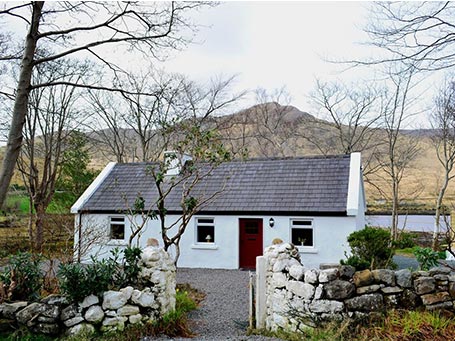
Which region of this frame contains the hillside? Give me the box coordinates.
[0,103,451,212]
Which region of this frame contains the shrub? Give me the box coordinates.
[414,247,446,271]
[394,231,417,249]
[0,252,43,302]
[117,247,142,288]
[58,247,142,302]
[341,226,395,270]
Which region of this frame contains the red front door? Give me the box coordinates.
[239,218,263,269]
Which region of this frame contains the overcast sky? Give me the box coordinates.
[156,1,375,114]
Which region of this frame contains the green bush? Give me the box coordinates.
[414,247,446,271]
[341,226,395,270]
[58,247,142,302]
[0,252,43,301]
[394,231,417,249]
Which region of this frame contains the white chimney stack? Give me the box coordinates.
[163,151,192,177]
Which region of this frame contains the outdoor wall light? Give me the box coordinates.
[269,218,275,228]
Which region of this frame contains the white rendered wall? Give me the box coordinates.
[77,213,357,269]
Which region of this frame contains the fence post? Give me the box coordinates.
[255,255,267,329]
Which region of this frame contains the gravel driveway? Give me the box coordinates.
[148,268,281,341]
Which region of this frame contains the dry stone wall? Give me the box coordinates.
[255,242,455,333]
[0,245,175,336]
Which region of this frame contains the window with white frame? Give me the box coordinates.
[109,216,125,240]
[196,218,215,243]
[290,219,313,247]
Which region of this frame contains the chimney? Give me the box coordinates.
[163,151,192,177]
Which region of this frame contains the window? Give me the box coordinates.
[291,219,313,247]
[109,217,125,240]
[196,218,215,243]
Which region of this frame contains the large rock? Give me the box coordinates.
[324,280,355,300]
[395,269,412,288]
[67,323,95,336]
[304,269,319,284]
[356,284,382,295]
[289,264,305,281]
[102,290,128,310]
[286,281,315,300]
[120,286,134,301]
[129,313,143,324]
[399,289,421,309]
[80,294,99,309]
[131,289,155,308]
[414,277,435,295]
[0,301,28,319]
[63,316,84,327]
[40,305,60,320]
[345,294,384,312]
[85,305,104,324]
[117,305,140,316]
[449,282,455,298]
[353,270,373,287]
[309,300,344,313]
[380,286,403,295]
[33,322,60,335]
[101,316,128,332]
[16,302,46,325]
[319,269,339,283]
[40,295,68,306]
[271,273,287,288]
[60,304,78,321]
[428,267,451,276]
[339,265,355,279]
[372,269,395,286]
[421,292,451,306]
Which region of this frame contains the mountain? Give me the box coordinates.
[0,102,450,211]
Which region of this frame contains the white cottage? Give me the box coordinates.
[71,153,366,269]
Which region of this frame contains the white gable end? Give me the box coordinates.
[70,162,117,214]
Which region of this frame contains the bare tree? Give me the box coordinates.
[0,1,209,209]
[372,68,420,241]
[249,87,302,158]
[122,77,243,263]
[86,90,137,163]
[309,80,381,153]
[16,59,85,250]
[364,2,455,72]
[430,78,455,249]
[121,71,187,162]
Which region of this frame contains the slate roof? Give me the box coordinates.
[78,155,351,215]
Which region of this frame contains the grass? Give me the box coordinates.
[395,246,420,257]
[249,309,455,341]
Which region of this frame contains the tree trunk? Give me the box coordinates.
[391,178,399,241]
[0,2,43,209]
[34,202,46,252]
[433,174,450,250]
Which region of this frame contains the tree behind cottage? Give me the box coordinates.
[0,1,211,210]
[122,77,244,264]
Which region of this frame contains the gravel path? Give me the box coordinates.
[148,268,282,341]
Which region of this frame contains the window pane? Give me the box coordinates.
[291,228,313,246]
[111,217,125,222]
[198,218,214,224]
[292,220,312,226]
[111,224,125,240]
[197,225,214,243]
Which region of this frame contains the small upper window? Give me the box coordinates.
[291,219,313,247]
[196,218,215,243]
[109,216,125,240]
